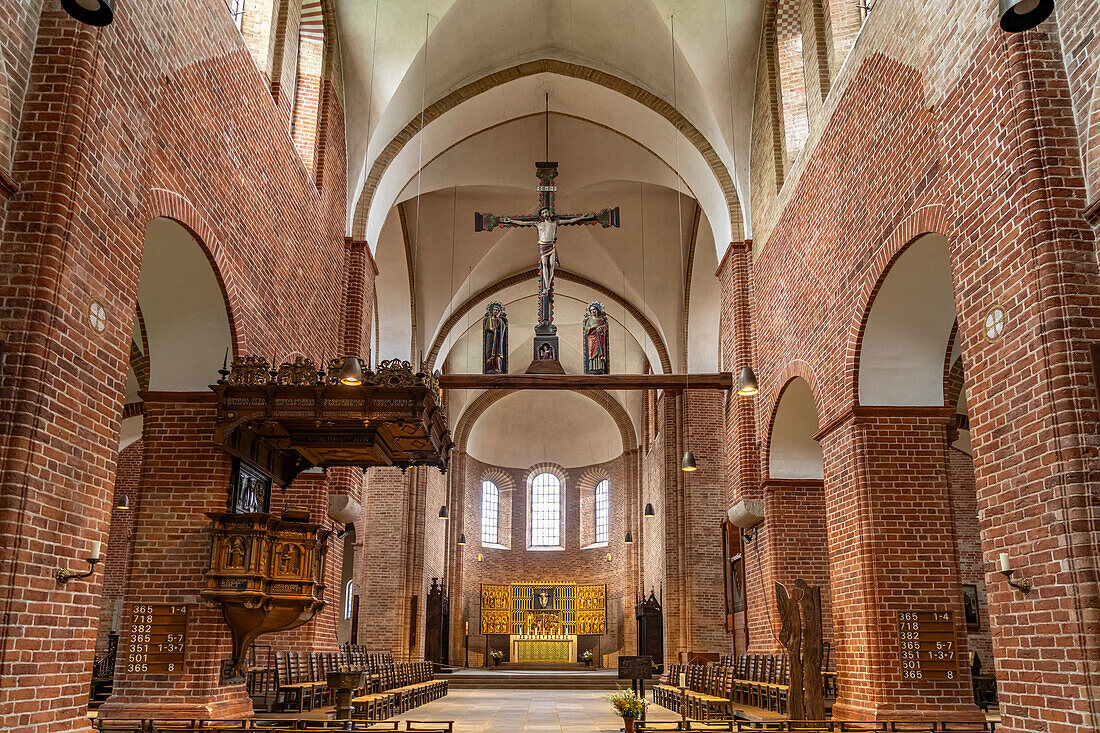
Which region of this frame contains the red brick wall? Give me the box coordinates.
[355,467,411,656]
[742,3,1100,727]
[947,449,993,668]
[96,397,252,720]
[0,1,348,729]
[96,440,145,656]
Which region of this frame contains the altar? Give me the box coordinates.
[481,582,607,664]
[510,634,577,663]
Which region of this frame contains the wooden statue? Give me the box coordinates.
[775,579,825,721]
[583,302,610,375]
[482,301,508,374]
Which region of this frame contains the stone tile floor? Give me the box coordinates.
[392,689,680,732]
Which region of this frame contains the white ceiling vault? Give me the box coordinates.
[334,0,761,467]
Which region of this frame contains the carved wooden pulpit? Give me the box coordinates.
[202,512,329,679]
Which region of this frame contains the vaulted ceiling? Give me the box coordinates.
[333,0,762,467]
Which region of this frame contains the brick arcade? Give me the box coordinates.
[0,1,1097,733]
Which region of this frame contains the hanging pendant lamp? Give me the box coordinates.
[737,367,759,396]
[457,533,466,546]
[116,494,130,510]
[998,0,1053,32]
[337,357,365,386]
[681,451,697,472]
[62,0,114,26]
[644,503,655,518]
[624,531,633,544]
[438,505,449,520]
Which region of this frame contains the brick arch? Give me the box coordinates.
[143,187,245,354]
[453,388,638,454]
[351,58,744,242]
[762,368,825,480]
[1088,72,1100,201]
[760,360,823,472]
[846,203,953,406]
[575,466,611,493]
[425,268,672,374]
[479,465,515,494]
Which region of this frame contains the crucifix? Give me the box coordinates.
[474,160,620,367]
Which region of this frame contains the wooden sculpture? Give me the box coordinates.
[775,579,825,720]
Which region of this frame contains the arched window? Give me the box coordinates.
[343,579,353,619]
[530,472,561,547]
[291,0,324,173]
[775,0,810,164]
[594,479,609,544]
[481,480,500,544]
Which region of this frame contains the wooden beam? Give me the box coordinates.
[437,373,734,391]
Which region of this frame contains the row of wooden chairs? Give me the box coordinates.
[656,655,808,717]
[92,720,454,732]
[340,645,395,673]
[351,662,447,720]
[654,664,739,720]
[636,722,996,732]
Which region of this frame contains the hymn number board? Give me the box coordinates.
[126,603,187,675]
[897,611,958,681]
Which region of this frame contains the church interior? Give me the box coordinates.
[0,0,1097,732]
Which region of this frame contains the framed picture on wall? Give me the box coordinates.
[962,584,980,629]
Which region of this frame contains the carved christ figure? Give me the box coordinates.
[496,208,595,295]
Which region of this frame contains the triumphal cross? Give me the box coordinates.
[474,161,620,367]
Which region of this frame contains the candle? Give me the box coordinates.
[679,672,686,688]
[999,552,1010,572]
[89,541,101,560]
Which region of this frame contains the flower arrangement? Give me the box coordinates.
[580,650,593,661]
[489,649,503,660]
[609,687,647,719]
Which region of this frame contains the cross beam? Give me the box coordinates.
[437,373,734,391]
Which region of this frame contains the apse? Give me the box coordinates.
[466,391,624,469]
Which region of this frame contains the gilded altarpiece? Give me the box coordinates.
[479,583,606,635]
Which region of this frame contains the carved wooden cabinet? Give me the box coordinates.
[202,512,329,678]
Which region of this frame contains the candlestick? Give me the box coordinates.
[89,541,101,560]
[998,552,1010,572]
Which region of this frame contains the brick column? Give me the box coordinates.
[718,240,759,507]
[97,395,252,721]
[818,408,982,722]
[342,238,377,363]
[743,480,833,656]
[354,467,411,654]
[0,11,141,733]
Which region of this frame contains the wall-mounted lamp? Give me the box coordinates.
[606,552,613,563]
[336,357,366,386]
[737,367,759,396]
[644,503,655,518]
[476,553,484,562]
[56,541,101,584]
[62,0,114,26]
[457,533,466,546]
[742,529,754,544]
[681,451,697,472]
[998,552,1031,594]
[438,505,449,520]
[116,494,130,510]
[999,0,1053,33]
[624,531,633,544]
